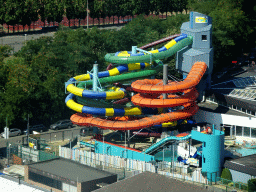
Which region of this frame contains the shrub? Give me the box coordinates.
[221,168,232,184]
[248,179,256,192]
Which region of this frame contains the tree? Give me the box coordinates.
[19,0,39,32]
[4,0,22,33]
[38,0,47,27]
[45,0,65,25]
[0,0,6,30]
[221,168,232,184]
[65,0,87,27]
[248,179,256,192]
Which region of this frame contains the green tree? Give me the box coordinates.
[45,0,64,25]
[65,0,87,27]
[38,0,47,27]
[19,0,39,32]
[221,168,232,184]
[0,0,6,30]
[248,179,256,192]
[4,0,22,33]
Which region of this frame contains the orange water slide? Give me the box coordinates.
[71,62,207,130]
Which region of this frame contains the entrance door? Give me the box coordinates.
[223,124,232,136]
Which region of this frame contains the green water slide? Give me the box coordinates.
[104,36,193,64]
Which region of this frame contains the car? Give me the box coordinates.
[1,128,22,138]
[50,120,73,130]
[23,124,47,135]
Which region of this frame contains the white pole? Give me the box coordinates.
[103,135,104,170]
[25,34,27,46]
[70,139,71,159]
[125,131,126,158]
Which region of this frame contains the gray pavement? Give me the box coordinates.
[0,32,56,53]
[0,25,123,54]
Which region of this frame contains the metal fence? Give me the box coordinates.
[6,141,58,164]
[59,145,251,191]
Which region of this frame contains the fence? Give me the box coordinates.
[216,177,248,191]
[0,14,168,35]
[7,141,58,164]
[59,146,209,184]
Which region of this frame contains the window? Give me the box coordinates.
[29,171,62,190]
[244,127,250,137]
[202,35,207,41]
[236,126,243,136]
[251,128,256,138]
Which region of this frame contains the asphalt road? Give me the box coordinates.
[0,25,123,54]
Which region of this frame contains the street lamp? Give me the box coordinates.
[68,139,72,159]
[8,143,11,167]
[87,0,89,29]
[25,34,27,46]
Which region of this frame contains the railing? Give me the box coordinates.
[216,177,248,191]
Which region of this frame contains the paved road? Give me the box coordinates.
[0,25,123,54]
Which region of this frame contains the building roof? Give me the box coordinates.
[197,101,252,117]
[28,157,116,183]
[224,154,256,176]
[205,65,256,113]
[93,171,211,192]
[0,175,49,192]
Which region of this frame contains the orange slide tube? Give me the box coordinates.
[70,62,207,130]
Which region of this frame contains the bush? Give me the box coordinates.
[248,179,256,192]
[221,168,232,184]
[228,181,248,190]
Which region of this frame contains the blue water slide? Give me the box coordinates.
[177,156,188,164]
[144,134,192,154]
[79,141,95,148]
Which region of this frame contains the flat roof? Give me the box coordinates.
[28,157,116,183]
[93,171,211,192]
[224,154,256,176]
[209,65,256,112]
[0,175,49,192]
[197,101,252,117]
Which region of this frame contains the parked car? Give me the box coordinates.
[50,120,73,130]
[23,124,47,135]
[1,128,22,138]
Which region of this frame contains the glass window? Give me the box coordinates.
[244,127,250,137]
[242,108,246,113]
[202,35,207,41]
[251,128,256,138]
[236,126,243,136]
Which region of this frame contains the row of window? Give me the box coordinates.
[206,97,256,116]
[221,124,256,138]
[29,171,62,190]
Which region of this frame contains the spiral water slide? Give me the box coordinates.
[66,34,207,130]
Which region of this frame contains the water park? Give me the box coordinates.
[65,11,224,183]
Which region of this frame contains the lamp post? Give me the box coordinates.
[103,135,104,170]
[68,139,72,159]
[8,143,11,167]
[25,34,27,46]
[87,0,89,29]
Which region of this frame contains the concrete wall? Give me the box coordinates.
[193,109,256,129]
[229,169,252,184]
[24,165,63,192]
[81,174,117,192]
